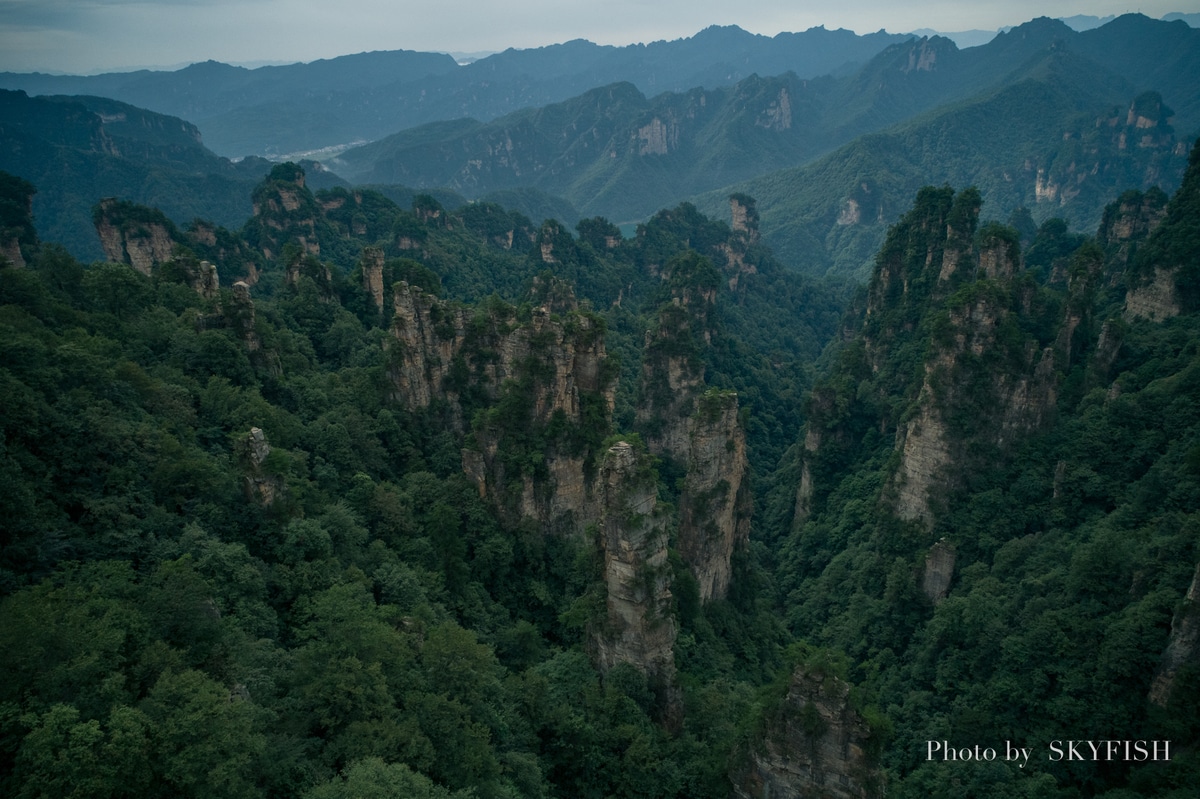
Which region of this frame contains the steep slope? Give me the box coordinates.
[776,144,1200,795]
[0,90,319,259]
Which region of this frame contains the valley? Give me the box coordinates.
[1,11,1198,799]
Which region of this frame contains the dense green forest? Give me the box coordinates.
[1,141,1198,799]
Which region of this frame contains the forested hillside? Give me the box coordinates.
[2,125,1199,799]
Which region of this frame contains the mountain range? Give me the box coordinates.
[0,25,909,159]
[1,14,1197,282]
[332,14,1199,276]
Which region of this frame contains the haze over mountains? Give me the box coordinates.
[1,13,1197,278]
[0,25,911,159]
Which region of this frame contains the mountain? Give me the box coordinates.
[329,15,1199,245]
[0,26,909,159]
[329,76,837,223]
[697,62,1190,279]
[0,89,272,258]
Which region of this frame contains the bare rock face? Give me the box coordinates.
[94,198,176,275]
[390,280,615,535]
[248,164,321,260]
[1125,266,1181,321]
[733,667,885,799]
[1,174,35,268]
[360,246,386,314]
[723,194,761,289]
[1,237,26,268]
[1150,563,1200,707]
[243,427,283,507]
[892,385,952,525]
[729,195,759,244]
[1098,189,1168,277]
[229,281,262,352]
[921,538,956,604]
[891,292,1057,525]
[678,390,750,601]
[196,260,220,300]
[594,442,678,704]
[878,218,1058,526]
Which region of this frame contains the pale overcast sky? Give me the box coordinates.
[0,0,1192,74]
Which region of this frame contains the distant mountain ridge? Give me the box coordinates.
[330,15,1200,236]
[0,26,908,159]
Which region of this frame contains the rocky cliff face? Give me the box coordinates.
[593,442,678,701]
[732,666,885,799]
[636,257,717,464]
[360,246,386,314]
[722,195,760,289]
[1098,189,1168,277]
[890,232,1057,525]
[94,197,177,275]
[634,255,753,598]
[921,538,956,604]
[796,188,1068,532]
[678,390,750,601]
[246,163,323,260]
[1150,563,1200,707]
[243,427,283,507]
[229,281,262,353]
[1125,266,1182,321]
[1,237,25,268]
[1123,140,1200,320]
[390,279,615,535]
[0,172,36,268]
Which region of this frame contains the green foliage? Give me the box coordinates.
[7,130,1199,799]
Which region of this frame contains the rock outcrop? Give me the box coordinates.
[246,163,323,260]
[593,442,678,705]
[229,281,262,352]
[678,390,750,601]
[183,221,263,286]
[636,253,718,463]
[0,238,23,268]
[634,254,753,598]
[1097,189,1168,277]
[1150,563,1200,707]
[94,198,177,275]
[390,279,615,535]
[798,188,1064,531]
[1125,266,1182,321]
[921,539,956,604]
[243,427,283,507]
[1123,139,1200,321]
[733,666,885,799]
[360,246,386,314]
[722,194,760,289]
[884,215,1063,524]
[0,171,36,268]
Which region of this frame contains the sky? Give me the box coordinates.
[0,0,1192,75]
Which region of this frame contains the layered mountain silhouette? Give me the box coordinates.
[0,26,908,158]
